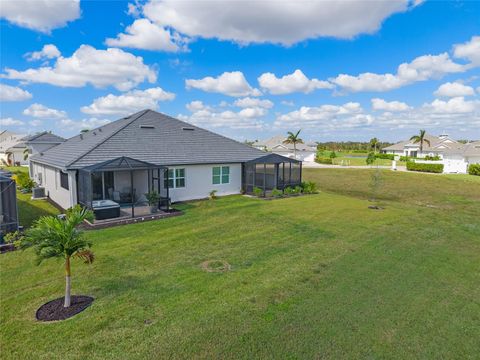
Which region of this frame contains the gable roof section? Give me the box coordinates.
[383,134,459,152]
[31,110,266,169]
[23,131,65,144]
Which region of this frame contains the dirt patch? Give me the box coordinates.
[36,295,94,322]
[368,205,384,210]
[201,260,231,273]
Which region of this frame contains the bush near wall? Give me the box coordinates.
[375,153,395,160]
[468,163,480,176]
[406,161,444,173]
[316,157,333,165]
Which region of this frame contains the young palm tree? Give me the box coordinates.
[23,148,29,161]
[410,129,431,154]
[283,130,304,160]
[370,137,379,153]
[20,205,94,307]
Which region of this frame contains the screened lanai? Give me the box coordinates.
[77,156,169,219]
[243,154,302,196]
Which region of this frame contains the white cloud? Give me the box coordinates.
[234,97,273,109]
[371,98,411,112]
[3,45,156,91]
[186,100,209,112]
[0,84,32,101]
[0,0,80,33]
[57,118,111,133]
[434,81,476,97]
[1,117,24,126]
[186,71,261,97]
[105,19,188,52]
[453,36,480,66]
[25,44,61,61]
[141,0,414,46]
[423,97,478,114]
[81,87,175,116]
[23,103,67,119]
[333,53,465,92]
[258,69,332,95]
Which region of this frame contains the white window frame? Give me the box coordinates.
[165,168,186,189]
[212,166,230,185]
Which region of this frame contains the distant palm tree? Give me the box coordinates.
[283,130,304,160]
[23,148,29,161]
[410,130,431,154]
[20,205,95,307]
[370,138,379,153]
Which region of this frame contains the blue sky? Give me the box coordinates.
[1,0,479,142]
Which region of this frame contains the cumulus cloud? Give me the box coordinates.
[140,0,414,46]
[434,82,476,97]
[233,97,273,109]
[3,45,156,91]
[186,71,261,97]
[0,0,80,33]
[333,53,465,92]
[258,69,333,95]
[105,19,188,52]
[453,35,480,66]
[57,118,112,133]
[0,84,32,101]
[81,87,175,116]
[423,97,478,114]
[1,117,24,126]
[25,44,61,61]
[371,98,411,112]
[23,103,67,119]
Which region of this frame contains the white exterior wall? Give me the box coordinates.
[113,170,149,203]
[9,148,28,165]
[168,163,242,202]
[31,162,75,209]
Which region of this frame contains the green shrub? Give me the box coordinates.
[12,172,35,192]
[316,157,333,165]
[423,155,441,161]
[366,152,376,165]
[253,187,263,197]
[284,186,295,195]
[209,190,218,200]
[400,156,412,162]
[271,188,283,197]
[301,181,318,194]
[374,153,395,160]
[468,163,480,176]
[329,151,337,159]
[294,185,303,194]
[406,161,444,173]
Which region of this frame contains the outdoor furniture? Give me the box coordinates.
[91,200,121,220]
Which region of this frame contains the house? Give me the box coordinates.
[29,110,302,217]
[441,141,480,173]
[253,135,317,162]
[382,133,459,159]
[0,131,26,166]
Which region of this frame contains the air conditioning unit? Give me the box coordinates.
[32,187,46,199]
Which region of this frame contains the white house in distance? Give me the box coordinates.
[29,110,302,216]
[382,133,459,159]
[0,130,26,165]
[441,141,480,173]
[253,135,317,162]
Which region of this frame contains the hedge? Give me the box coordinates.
[316,157,333,165]
[468,163,480,176]
[406,161,444,173]
[375,153,395,160]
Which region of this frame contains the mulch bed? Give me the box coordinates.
[201,260,231,273]
[36,295,94,322]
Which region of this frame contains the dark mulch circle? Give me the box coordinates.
[201,260,231,273]
[36,295,94,322]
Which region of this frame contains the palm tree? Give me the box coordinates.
[23,148,29,161]
[20,205,95,307]
[283,130,304,160]
[410,130,431,154]
[370,137,379,153]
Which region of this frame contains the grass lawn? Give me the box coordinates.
[1,169,479,359]
[316,152,406,167]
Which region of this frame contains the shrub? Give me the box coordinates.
[316,157,333,165]
[468,163,480,176]
[301,181,318,194]
[366,152,376,165]
[424,155,441,161]
[12,172,35,192]
[209,190,218,200]
[329,151,337,159]
[399,156,411,162]
[294,185,303,194]
[144,190,160,205]
[271,188,283,197]
[253,187,263,197]
[284,186,295,195]
[406,161,444,173]
[375,153,395,160]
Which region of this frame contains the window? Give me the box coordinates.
[212,166,230,184]
[164,168,185,188]
[60,172,69,190]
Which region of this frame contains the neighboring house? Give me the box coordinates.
[382,133,459,159]
[0,131,26,166]
[441,141,480,173]
[253,135,317,162]
[29,110,302,212]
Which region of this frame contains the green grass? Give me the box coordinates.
[316,151,405,166]
[1,169,479,359]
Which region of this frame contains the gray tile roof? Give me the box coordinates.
[31,110,266,169]
[22,131,65,144]
[383,134,459,152]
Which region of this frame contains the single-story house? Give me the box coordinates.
[253,135,317,162]
[382,133,459,159]
[29,110,302,216]
[441,141,480,173]
[0,131,26,166]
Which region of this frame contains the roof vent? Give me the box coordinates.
[182,127,195,131]
[140,125,155,129]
